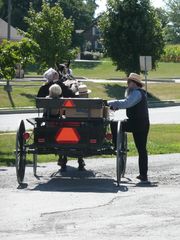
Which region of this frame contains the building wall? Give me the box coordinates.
[0,18,23,42]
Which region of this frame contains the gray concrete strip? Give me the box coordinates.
[0,154,180,239]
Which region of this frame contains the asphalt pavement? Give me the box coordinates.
[0,106,180,132]
[0,154,180,240]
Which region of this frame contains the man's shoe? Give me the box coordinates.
[60,164,67,172]
[78,158,86,171]
[58,156,67,172]
[58,155,67,166]
[78,164,85,171]
[136,175,148,181]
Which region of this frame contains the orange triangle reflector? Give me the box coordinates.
[63,99,75,108]
[55,128,80,144]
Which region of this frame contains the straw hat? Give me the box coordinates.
[127,73,144,87]
[75,84,91,96]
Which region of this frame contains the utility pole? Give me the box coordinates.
[7,0,12,40]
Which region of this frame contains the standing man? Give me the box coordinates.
[108,73,150,182]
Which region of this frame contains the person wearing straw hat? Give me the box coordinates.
[108,73,150,182]
[75,84,92,98]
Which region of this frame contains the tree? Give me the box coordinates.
[165,0,180,43]
[0,38,39,81]
[57,0,97,47]
[0,0,97,47]
[154,7,169,29]
[24,1,78,70]
[0,0,43,31]
[0,38,39,106]
[99,0,165,75]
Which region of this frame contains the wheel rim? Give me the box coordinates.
[15,121,26,184]
[33,154,37,176]
[116,121,127,185]
[122,133,127,177]
[116,121,121,185]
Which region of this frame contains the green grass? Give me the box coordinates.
[0,124,180,166]
[25,61,180,79]
[1,82,180,108]
[72,60,180,79]
[128,124,180,156]
[1,60,180,108]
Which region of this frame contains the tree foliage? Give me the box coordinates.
[99,0,165,75]
[165,0,180,43]
[0,0,97,47]
[57,0,97,47]
[0,38,39,80]
[24,1,78,70]
[0,0,43,31]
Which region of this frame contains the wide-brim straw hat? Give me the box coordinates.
[75,84,91,95]
[127,73,144,87]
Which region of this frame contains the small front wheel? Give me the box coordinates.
[15,120,26,184]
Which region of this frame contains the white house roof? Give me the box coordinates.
[0,18,23,41]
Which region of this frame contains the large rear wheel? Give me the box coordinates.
[33,153,37,176]
[116,121,127,186]
[15,120,26,184]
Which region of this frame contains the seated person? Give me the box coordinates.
[37,67,85,172]
[75,84,91,98]
[45,83,62,117]
[37,68,75,98]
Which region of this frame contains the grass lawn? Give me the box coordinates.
[1,61,180,108]
[1,82,180,108]
[71,60,180,79]
[0,124,180,167]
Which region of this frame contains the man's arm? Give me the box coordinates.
[108,89,142,110]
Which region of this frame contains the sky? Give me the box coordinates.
[95,0,166,16]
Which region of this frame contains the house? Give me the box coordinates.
[0,18,23,43]
[80,16,103,53]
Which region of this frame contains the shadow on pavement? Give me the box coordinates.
[28,166,129,193]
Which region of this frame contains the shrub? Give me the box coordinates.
[161,45,180,63]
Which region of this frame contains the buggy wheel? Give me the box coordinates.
[116,121,127,185]
[15,120,26,184]
[33,153,37,176]
[122,132,127,177]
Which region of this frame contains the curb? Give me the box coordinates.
[0,108,40,115]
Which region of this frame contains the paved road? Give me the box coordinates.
[0,154,180,240]
[0,106,180,132]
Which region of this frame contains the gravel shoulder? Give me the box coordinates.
[0,153,180,240]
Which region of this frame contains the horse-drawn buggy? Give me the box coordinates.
[15,97,127,186]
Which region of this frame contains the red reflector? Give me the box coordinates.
[63,100,75,108]
[55,128,80,144]
[105,133,112,140]
[90,139,97,144]
[23,132,30,140]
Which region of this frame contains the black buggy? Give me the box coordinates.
[15,97,128,186]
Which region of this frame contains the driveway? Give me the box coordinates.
[0,154,180,239]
